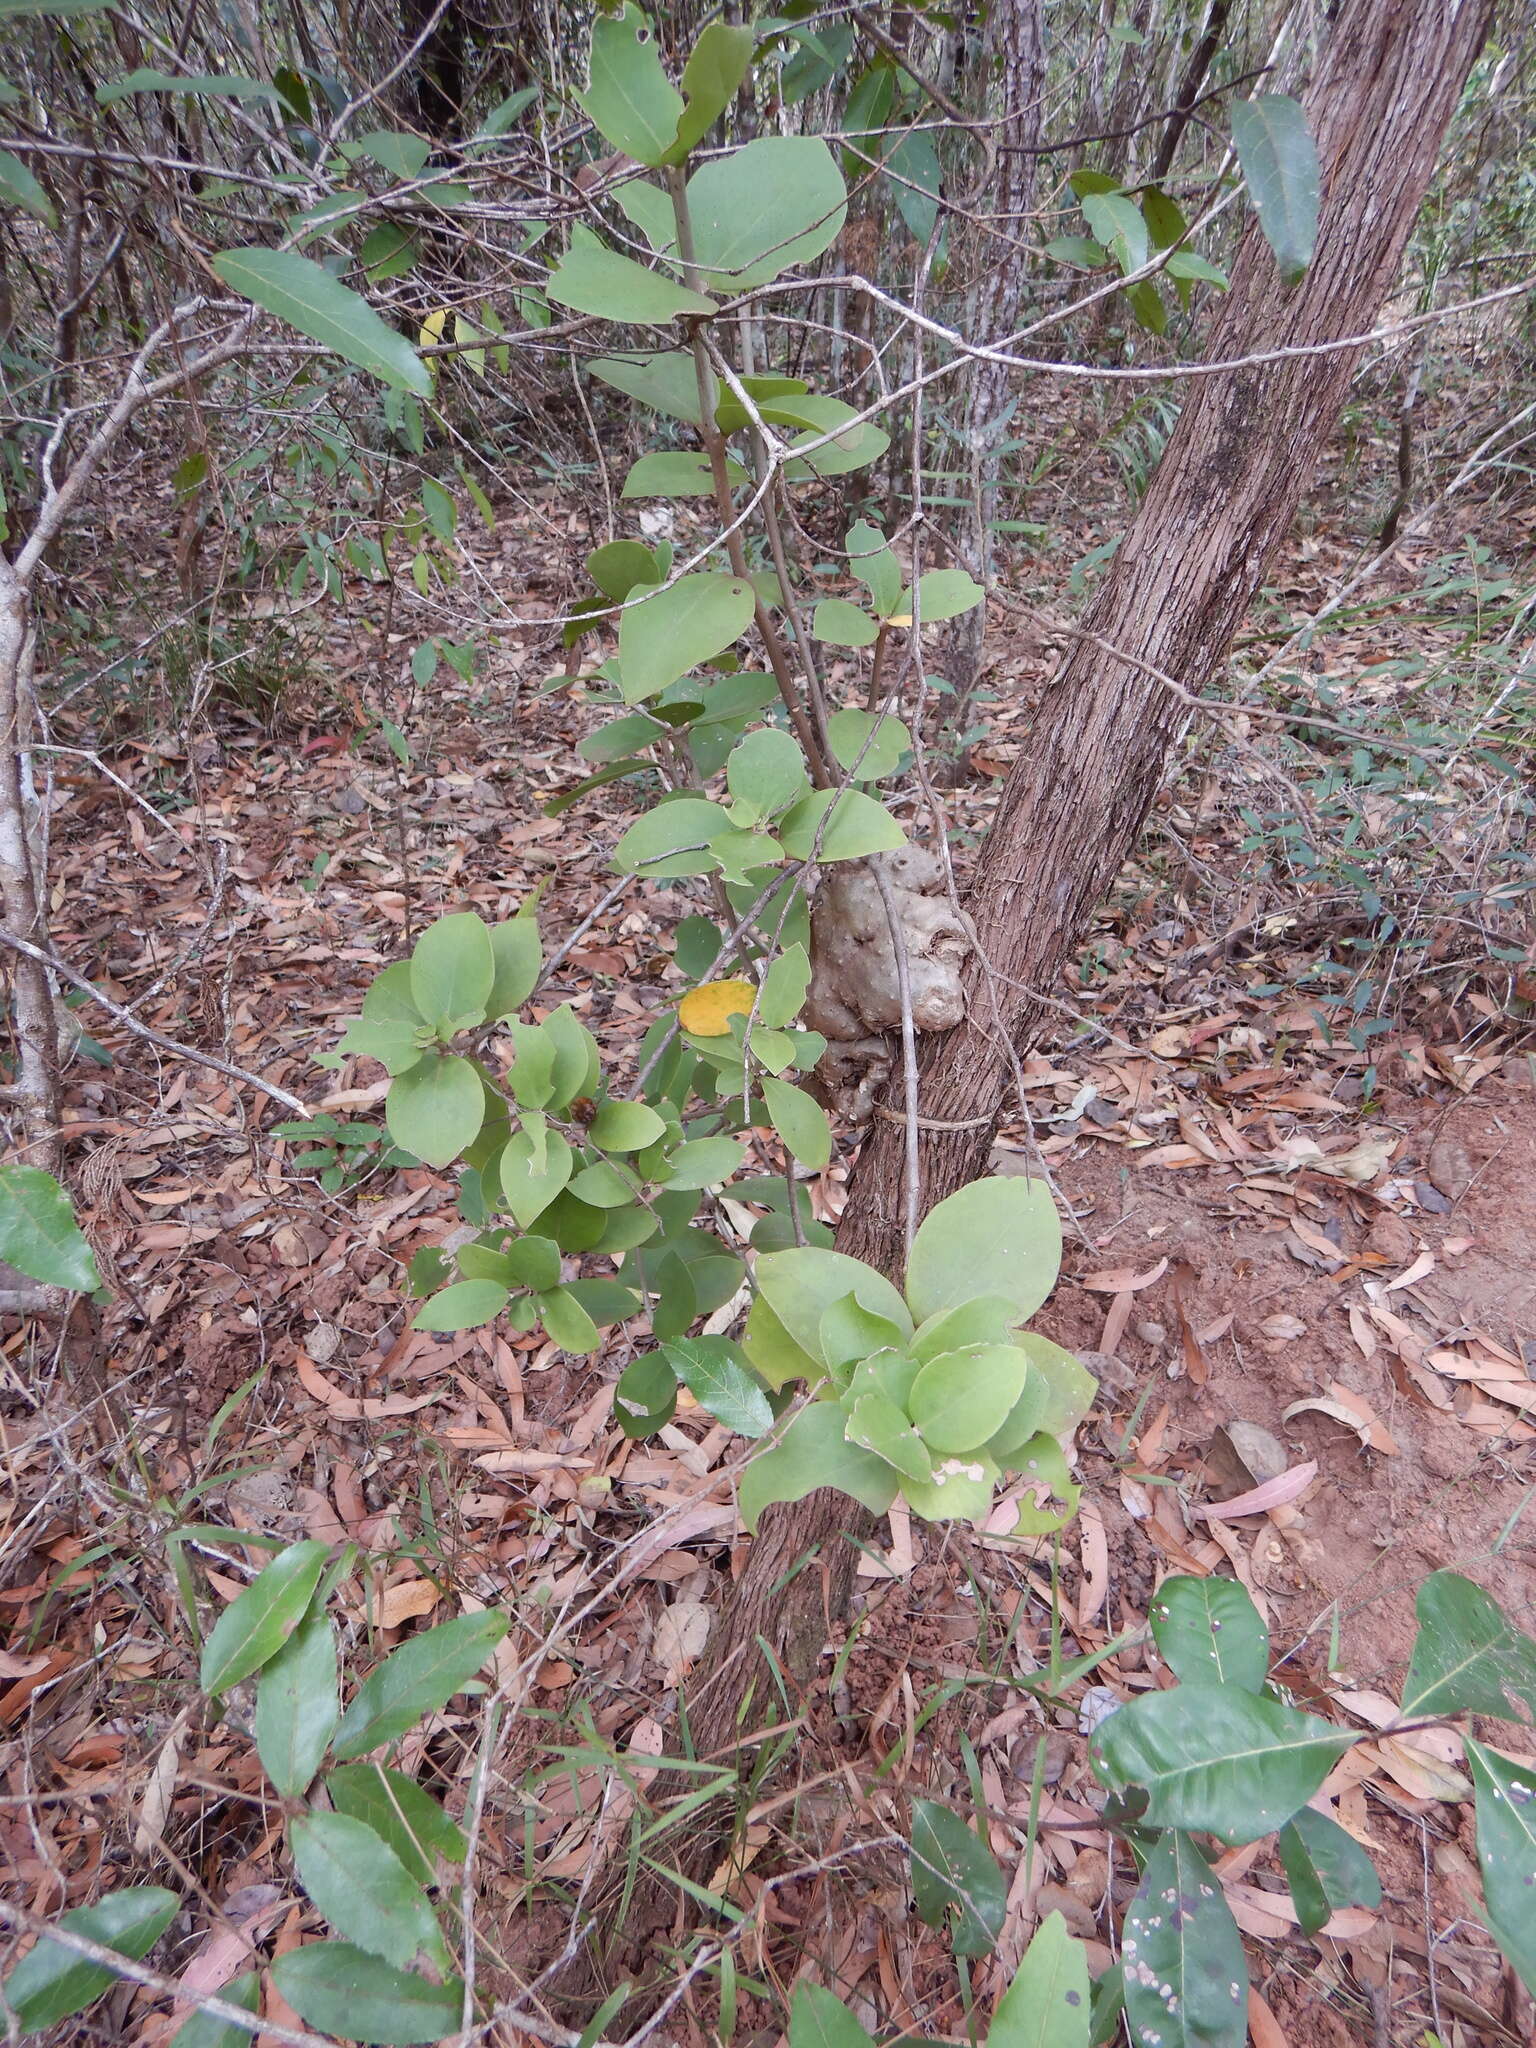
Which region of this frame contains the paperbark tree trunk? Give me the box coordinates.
[608,0,1492,1980]
[677,0,1490,1843]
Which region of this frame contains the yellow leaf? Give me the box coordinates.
[678,978,756,1037]
[419,307,449,350]
[886,613,913,627]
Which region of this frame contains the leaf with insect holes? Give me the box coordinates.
[911,1798,1006,1957]
[200,1540,329,1694]
[1150,1575,1269,1693]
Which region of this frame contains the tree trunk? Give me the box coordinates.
[609,0,1491,1980]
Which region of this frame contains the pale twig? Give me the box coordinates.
[0,926,307,1114]
[868,855,921,1259]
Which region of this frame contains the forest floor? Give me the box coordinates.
[2,380,1534,2048]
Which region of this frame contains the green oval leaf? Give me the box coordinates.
[0,146,57,225]
[290,1812,447,1969]
[738,1399,899,1532]
[255,1605,338,1796]
[1150,1575,1269,1694]
[908,1344,1030,1455]
[615,796,734,878]
[200,1540,329,1695]
[385,1054,485,1169]
[1401,1570,1536,1722]
[776,787,906,863]
[547,237,716,321]
[760,1075,832,1171]
[0,1165,99,1290]
[409,911,494,1025]
[904,1175,1062,1325]
[271,1942,463,2045]
[332,1608,508,1760]
[590,1099,668,1153]
[619,573,757,703]
[411,1278,510,1332]
[211,247,431,395]
[753,1246,911,1365]
[682,135,847,289]
[3,1887,179,2031]
[1090,1685,1357,1845]
[987,1910,1091,2048]
[662,1333,774,1437]
[1276,1806,1381,1938]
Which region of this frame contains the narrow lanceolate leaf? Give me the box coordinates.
[325,1763,467,1887]
[2,1888,179,2032]
[1090,1684,1357,1844]
[987,1910,1092,2048]
[200,1540,329,1695]
[789,1981,877,2048]
[0,1164,99,1290]
[255,1605,338,1795]
[1466,1737,1536,1994]
[212,247,431,394]
[332,1608,507,1759]
[1122,1830,1247,2048]
[1230,94,1320,286]
[289,1812,447,1970]
[271,1942,463,2045]
[910,1798,1007,1957]
[1150,1575,1269,1693]
[1401,1570,1536,1722]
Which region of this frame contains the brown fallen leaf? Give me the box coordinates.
[295,1354,442,1419]
[1199,1461,1318,1521]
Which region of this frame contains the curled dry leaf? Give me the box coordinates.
[1199,1459,1318,1520]
[1079,1255,1169,1293]
[1283,1382,1398,1455]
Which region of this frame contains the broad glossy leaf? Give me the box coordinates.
[758,942,811,1027]
[846,519,902,618]
[290,1812,446,1969]
[682,136,847,288]
[908,1345,1030,1455]
[362,959,423,1025]
[385,1054,484,1169]
[326,1763,467,1886]
[1090,1684,1356,1844]
[332,1608,508,1759]
[546,239,716,322]
[753,1246,911,1365]
[200,1539,328,1694]
[1276,1806,1380,1937]
[619,573,756,702]
[1466,1737,1536,1994]
[1401,1570,1536,1722]
[761,1075,831,1170]
[0,1165,99,1290]
[539,1283,600,1354]
[741,1289,821,1390]
[1150,1576,1269,1694]
[845,1389,930,1483]
[1080,191,1147,275]
[1122,1830,1247,2048]
[501,1126,574,1227]
[667,19,753,161]
[168,1970,259,2048]
[411,1279,509,1332]
[212,247,430,394]
[3,1888,178,2029]
[988,1911,1091,2048]
[738,1398,899,1531]
[663,1333,774,1437]
[616,796,735,879]
[776,787,906,862]
[910,1798,1006,1957]
[905,1175,1062,1325]
[271,1942,463,2045]
[663,1135,744,1189]
[1230,94,1320,285]
[255,1606,338,1795]
[591,1099,667,1152]
[826,708,909,780]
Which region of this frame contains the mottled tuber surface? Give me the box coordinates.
[805,846,970,1120]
